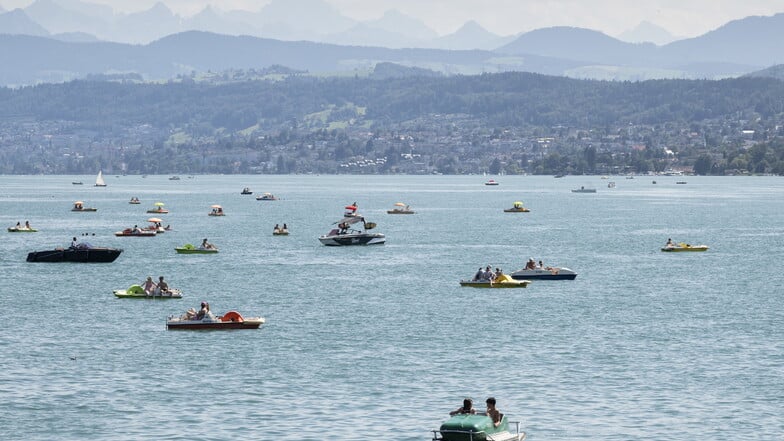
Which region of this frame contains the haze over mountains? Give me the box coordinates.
[1,0,784,85]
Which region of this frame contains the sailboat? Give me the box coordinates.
[94,170,107,187]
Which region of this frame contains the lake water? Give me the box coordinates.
[1,175,782,440]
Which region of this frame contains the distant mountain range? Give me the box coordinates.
[1,0,784,85]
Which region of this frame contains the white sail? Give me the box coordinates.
[95,170,106,187]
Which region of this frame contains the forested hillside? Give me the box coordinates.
[1,72,783,175]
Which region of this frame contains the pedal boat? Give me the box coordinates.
[504,201,530,212]
[114,285,183,299]
[433,413,525,441]
[460,274,530,288]
[8,226,38,232]
[167,310,264,330]
[175,244,218,254]
[661,243,709,252]
[115,228,157,237]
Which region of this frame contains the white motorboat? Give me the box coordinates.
[318,214,385,246]
[510,266,577,280]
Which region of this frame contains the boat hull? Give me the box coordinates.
[436,415,525,441]
[8,227,38,232]
[387,210,415,214]
[166,314,265,330]
[27,247,123,263]
[114,289,182,299]
[115,230,157,237]
[175,247,218,254]
[318,233,385,246]
[661,246,708,252]
[459,280,530,288]
[510,267,577,280]
[71,208,97,212]
[503,208,530,212]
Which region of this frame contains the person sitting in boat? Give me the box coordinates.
[273,224,280,233]
[132,224,141,234]
[156,276,170,295]
[494,268,504,279]
[142,276,157,295]
[449,398,476,416]
[74,202,82,210]
[482,266,494,281]
[24,220,31,229]
[195,302,214,320]
[282,223,288,232]
[200,238,216,250]
[665,238,674,247]
[525,258,537,270]
[538,260,544,269]
[70,237,78,248]
[338,222,349,234]
[472,268,484,281]
[15,221,21,228]
[183,308,197,320]
[485,397,502,428]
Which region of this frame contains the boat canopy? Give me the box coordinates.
[211,204,222,208]
[334,216,365,225]
[147,217,162,223]
[514,201,523,207]
[394,202,406,206]
[154,202,165,206]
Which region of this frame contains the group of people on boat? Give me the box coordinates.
[183,302,215,320]
[449,397,503,428]
[129,197,140,203]
[11,221,33,230]
[472,266,506,281]
[141,275,173,296]
[200,238,216,250]
[273,224,289,234]
[210,207,224,215]
[524,258,550,270]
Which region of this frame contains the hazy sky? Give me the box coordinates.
[2,0,783,37]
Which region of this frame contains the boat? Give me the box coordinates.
[169,176,180,181]
[208,204,225,216]
[166,309,265,330]
[661,242,709,252]
[459,274,530,288]
[72,181,83,185]
[146,202,169,214]
[387,202,415,214]
[143,218,168,233]
[113,285,183,299]
[256,192,277,201]
[8,223,37,232]
[175,243,219,254]
[571,186,597,193]
[71,201,97,212]
[484,179,499,186]
[114,228,157,237]
[241,187,253,195]
[27,245,123,263]
[676,181,687,184]
[554,174,565,178]
[433,413,525,441]
[94,170,107,187]
[503,201,530,212]
[510,266,577,280]
[273,224,289,236]
[129,197,141,204]
[319,214,385,246]
[607,181,616,188]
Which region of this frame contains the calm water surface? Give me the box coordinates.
[0,175,782,440]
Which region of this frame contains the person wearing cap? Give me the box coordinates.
[525,258,536,270]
